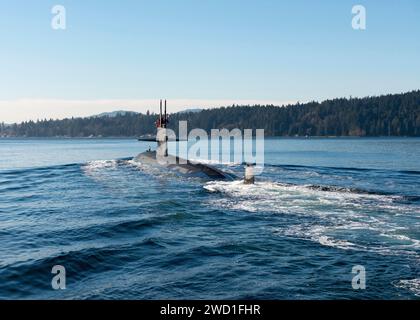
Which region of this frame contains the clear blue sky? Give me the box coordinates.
[0,0,419,121]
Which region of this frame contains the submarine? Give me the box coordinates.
[134,100,239,181]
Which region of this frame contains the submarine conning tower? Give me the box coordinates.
[156,99,169,157]
[156,99,169,129]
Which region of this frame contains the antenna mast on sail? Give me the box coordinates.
[159,99,163,127]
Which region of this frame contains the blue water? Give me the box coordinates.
[0,138,419,299]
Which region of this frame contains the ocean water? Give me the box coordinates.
[0,137,419,300]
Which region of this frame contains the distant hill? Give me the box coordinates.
[177,108,203,114]
[90,110,139,118]
[1,90,419,137]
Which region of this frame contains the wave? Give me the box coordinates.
[0,222,164,270]
[82,160,119,171]
[0,238,165,293]
[265,163,420,175]
[0,163,80,176]
[202,180,412,216]
[400,170,420,175]
[307,185,419,203]
[203,180,420,255]
[394,278,420,297]
[274,222,420,256]
[1,157,134,177]
[266,163,370,172]
[204,179,419,204]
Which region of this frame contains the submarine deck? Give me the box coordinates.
[134,150,236,180]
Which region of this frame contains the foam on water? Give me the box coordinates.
[394,278,420,297]
[188,158,241,166]
[83,160,118,171]
[203,180,420,255]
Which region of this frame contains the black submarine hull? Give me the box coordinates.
[134,150,236,180]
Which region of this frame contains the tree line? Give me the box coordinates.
[1,90,419,137]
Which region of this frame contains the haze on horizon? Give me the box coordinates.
[0,0,419,123]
